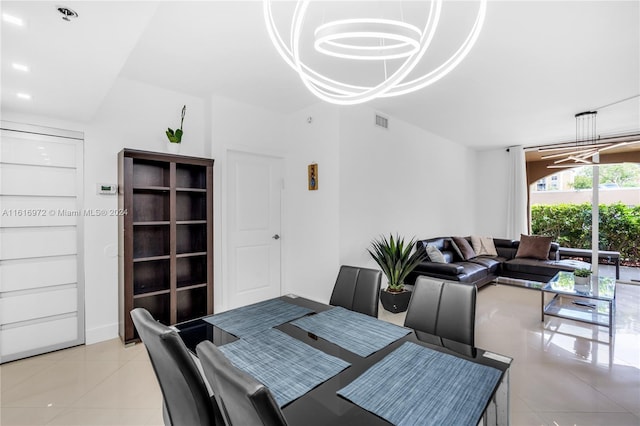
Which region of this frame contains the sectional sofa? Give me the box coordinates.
[407,236,590,289]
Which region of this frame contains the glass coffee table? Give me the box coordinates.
[541,271,616,336]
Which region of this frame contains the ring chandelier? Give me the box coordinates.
[263,0,488,105]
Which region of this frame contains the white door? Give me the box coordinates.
[227,151,283,308]
[0,123,84,363]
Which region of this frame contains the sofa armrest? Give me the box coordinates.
[415,262,465,277]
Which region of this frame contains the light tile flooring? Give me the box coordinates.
[2,283,639,426]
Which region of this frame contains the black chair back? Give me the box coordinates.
[196,340,288,426]
[329,265,382,317]
[130,308,221,426]
[404,276,477,347]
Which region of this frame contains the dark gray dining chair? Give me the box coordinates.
[130,308,223,426]
[196,340,288,426]
[404,276,477,348]
[329,265,382,317]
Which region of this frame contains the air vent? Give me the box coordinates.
[57,6,78,21]
[375,113,389,129]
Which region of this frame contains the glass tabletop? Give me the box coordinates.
[175,295,512,426]
[544,271,616,301]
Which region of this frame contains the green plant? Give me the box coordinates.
[574,268,592,277]
[531,202,640,263]
[166,105,186,143]
[368,234,426,292]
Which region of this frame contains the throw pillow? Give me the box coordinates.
[515,234,553,260]
[451,236,476,260]
[471,235,498,256]
[426,245,446,263]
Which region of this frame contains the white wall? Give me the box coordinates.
[282,104,341,303]
[84,77,207,343]
[209,95,289,311]
[475,148,511,238]
[338,106,479,273]
[209,96,342,305]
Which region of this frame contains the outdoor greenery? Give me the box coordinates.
[531,202,640,264]
[571,163,640,189]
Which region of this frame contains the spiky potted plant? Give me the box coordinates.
[368,233,427,313]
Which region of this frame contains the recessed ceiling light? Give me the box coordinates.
[12,63,30,72]
[2,13,24,26]
[17,93,32,100]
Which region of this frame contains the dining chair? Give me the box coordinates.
[329,265,382,317]
[196,340,288,426]
[404,276,477,348]
[130,308,223,426]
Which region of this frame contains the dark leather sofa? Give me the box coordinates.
[406,237,589,289]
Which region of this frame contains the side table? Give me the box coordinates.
[541,271,616,336]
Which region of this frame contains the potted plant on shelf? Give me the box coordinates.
[573,268,592,289]
[166,105,186,153]
[368,233,427,313]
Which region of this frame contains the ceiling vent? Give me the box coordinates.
[375,114,389,129]
[57,6,78,21]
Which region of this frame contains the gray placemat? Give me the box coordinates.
[202,298,313,337]
[290,306,411,357]
[218,328,350,407]
[338,341,503,426]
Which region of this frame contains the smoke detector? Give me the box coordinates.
[57,6,78,21]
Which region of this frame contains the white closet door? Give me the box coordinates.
[0,122,84,363]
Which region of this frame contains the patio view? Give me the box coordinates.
[531,163,640,283]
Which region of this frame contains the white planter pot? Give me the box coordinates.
[167,142,181,154]
[574,275,590,285]
[574,275,591,292]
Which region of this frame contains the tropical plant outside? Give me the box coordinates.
[531,202,640,264]
[368,234,427,292]
[570,163,640,190]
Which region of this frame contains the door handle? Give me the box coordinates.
[272,234,280,240]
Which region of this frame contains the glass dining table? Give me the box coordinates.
[175,295,512,426]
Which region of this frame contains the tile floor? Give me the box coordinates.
[2,283,639,426]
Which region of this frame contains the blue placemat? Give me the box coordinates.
[337,341,503,426]
[218,328,350,407]
[202,298,313,337]
[290,306,411,357]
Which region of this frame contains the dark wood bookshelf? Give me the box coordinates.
[118,149,214,344]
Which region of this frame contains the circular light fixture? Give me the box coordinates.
[264,0,487,105]
[314,19,422,61]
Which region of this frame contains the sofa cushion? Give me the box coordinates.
[451,237,476,260]
[516,234,553,260]
[502,258,560,278]
[414,262,464,277]
[471,236,498,256]
[455,262,489,283]
[426,245,446,263]
[470,256,505,273]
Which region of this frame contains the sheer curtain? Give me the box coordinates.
[506,146,529,239]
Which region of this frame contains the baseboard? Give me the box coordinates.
[85,322,119,345]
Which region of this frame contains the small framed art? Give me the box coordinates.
[308,163,318,191]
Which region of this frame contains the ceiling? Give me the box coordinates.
[2,1,639,150]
